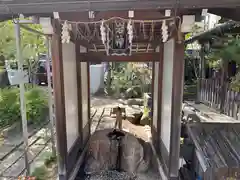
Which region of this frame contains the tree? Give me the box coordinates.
[206,34,240,68]
[204,34,240,111]
[0,20,46,61]
[0,20,46,86]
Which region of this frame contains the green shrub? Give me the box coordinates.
[0,87,21,128]
[0,86,48,129]
[110,63,152,98]
[0,66,4,73]
[44,154,57,167]
[31,166,48,180]
[26,87,48,124]
[230,72,240,92]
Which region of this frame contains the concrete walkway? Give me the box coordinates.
[0,122,53,179]
[184,101,239,123]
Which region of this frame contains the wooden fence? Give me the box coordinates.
[198,78,240,120]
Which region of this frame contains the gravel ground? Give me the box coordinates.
[84,170,134,180]
[84,170,160,180]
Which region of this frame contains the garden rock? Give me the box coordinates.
[1,122,21,138]
[118,99,127,105]
[127,98,144,106]
[126,112,143,125]
[120,133,148,173]
[140,115,150,126]
[125,106,143,125]
[125,87,142,99]
[84,129,118,174]
[182,103,200,121]
[125,114,135,124]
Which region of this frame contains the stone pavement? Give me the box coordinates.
[184,101,239,123]
[0,122,53,179]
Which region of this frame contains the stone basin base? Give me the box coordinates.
[84,129,150,174]
[75,129,160,180]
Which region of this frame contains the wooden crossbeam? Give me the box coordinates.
[0,0,239,16]
[78,52,159,62]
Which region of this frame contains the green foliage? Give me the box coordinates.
[0,86,48,129]
[0,20,46,64]
[31,153,57,179]
[205,34,240,89]
[25,87,48,124]
[31,166,48,180]
[206,35,240,69]
[185,24,203,41]
[110,63,152,98]
[0,66,4,73]
[0,87,21,128]
[44,154,57,167]
[230,72,240,92]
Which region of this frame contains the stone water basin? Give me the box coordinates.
[75,129,160,180]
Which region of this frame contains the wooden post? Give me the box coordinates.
[78,45,91,146]
[111,107,126,130]
[51,19,68,180]
[220,60,228,113]
[169,40,185,179]
[152,45,164,156]
[116,109,122,130]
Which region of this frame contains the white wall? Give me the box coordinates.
[62,42,79,151]
[80,62,89,128]
[206,13,221,29]
[153,63,159,130]
[90,64,104,94]
[80,62,90,144]
[161,39,174,153]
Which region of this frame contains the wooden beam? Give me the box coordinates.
[1,0,239,17]
[0,8,202,22]
[76,39,159,46]
[60,10,165,21]
[152,45,164,157]
[169,40,185,178]
[75,41,83,143]
[78,52,159,62]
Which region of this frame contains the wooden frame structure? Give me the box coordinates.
[50,11,185,180]
[1,1,240,180]
[49,9,240,180]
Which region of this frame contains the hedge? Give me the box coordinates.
[0,86,48,129]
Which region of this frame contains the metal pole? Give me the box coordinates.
[15,21,30,175]
[45,37,56,156]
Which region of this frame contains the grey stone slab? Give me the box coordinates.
[1,156,25,177]
[0,146,17,160]
[0,149,24,174]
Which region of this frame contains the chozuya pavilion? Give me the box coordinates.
[0,0,239,179]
